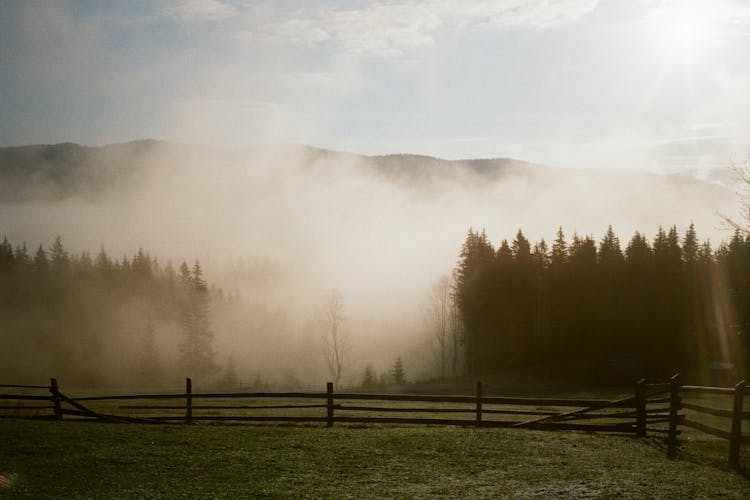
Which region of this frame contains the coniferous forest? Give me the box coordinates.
[3,222,750,388]
[455,224,750,383]
[0,236,220,387]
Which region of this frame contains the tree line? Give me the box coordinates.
[0,236,219,386]
[454,225,749,382]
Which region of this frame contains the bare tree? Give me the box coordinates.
[719,158,750,233]
[428,276,450,380]
[428,276,463,380]
[321,289,348,389]
[448,281,464,377]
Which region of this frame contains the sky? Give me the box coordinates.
[1,0,749,170]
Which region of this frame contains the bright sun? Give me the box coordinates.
[665,16,708,52]
[649,1,720,61]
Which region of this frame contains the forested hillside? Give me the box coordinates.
[0,236,222,387]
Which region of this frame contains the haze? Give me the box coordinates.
[0,141,740,385]
[1,0,749,386]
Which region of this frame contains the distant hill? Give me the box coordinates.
[0,141,736,240]
[0,140,166,201]
[0,140,547,202]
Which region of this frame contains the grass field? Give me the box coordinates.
[1,419,748,498]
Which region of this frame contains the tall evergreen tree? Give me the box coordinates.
[455,229,496,375]
[33,245,49,274]
[682,223,698,266]
[177,260,217,379]
[49,235,69,275]
[391,357,405,385]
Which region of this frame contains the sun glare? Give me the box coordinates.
[665,16,707,52]
[649,1,720,62]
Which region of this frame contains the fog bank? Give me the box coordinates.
[0,141,740,385]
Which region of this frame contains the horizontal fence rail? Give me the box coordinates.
[677,379,748,468]
[1,374,748,468]
[0,379,656,432]
[0,381,56,420]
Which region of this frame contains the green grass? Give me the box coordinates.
[1,420,749,498]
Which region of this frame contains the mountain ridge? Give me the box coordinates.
[0,139,734,205]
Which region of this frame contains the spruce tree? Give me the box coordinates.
[391,357,405,385]
[178,260,217,380]
[361,364,377,390]
[682,223,698,265]
[33,245,49,274]
[49,235,69,275]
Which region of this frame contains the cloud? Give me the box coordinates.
[165,0,238,22]
[645,0,750,33]
[173,98,278,111]
[434,0,601,29]
[187,0,600,58]
[265,3,442,58]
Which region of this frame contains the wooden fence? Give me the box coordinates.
[680,378,749,468]
[0,383,57,419]
[1,374,748,467]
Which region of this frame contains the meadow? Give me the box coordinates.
[1,419,749,498]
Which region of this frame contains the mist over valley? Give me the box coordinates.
[0,139,740,388]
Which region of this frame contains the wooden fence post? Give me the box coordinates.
[326,382,334,428]
[49,378,62,421]
[667,373,680,458]
[729,379,745,468]
[635,378,646,437]
[476,381,483,427]
[185,378,192,424]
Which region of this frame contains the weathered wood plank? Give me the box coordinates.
[0,394,52,401]
[337,406,471,413]
[729,380,745,468]
[667,374,680,459]
[0,404,54,410]
[119,404,329,410]
[682,419,732,440]
[682,402,733,418]
[0,384,49,389]
[512,394,635,428]
[682,385,734,395]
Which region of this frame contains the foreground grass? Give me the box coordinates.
[0,420,748,498]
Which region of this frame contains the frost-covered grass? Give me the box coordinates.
[0,419,748,498]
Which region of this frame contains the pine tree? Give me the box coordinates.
[596,226,625,356]
[49,235,69,274]
[177,260,217,380]
[551,226,567,267]
[192,261,207,292]
[13,243,30,272]
[511,229,531,262]
[33,245,49,274]
[454,228,496,375]
[533,239,550,269]
[682,223,698,266]
[361,364,377,390]
[132,248,152,278]
[625,232,651,264]
[179,261,191,285]
[598,225,624,266]
[0,237,15,272]
[568,234,598,355]
[391,357,405,385]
